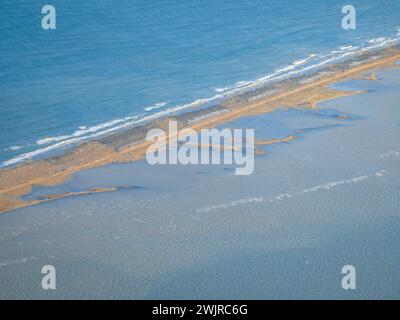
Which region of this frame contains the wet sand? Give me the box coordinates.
[1,61,400,299]
[255,135,296,145]
[1,46,400,213]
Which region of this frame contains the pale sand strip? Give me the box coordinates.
[18,187,118,212]
[255,136,296,145]
[1,48,399,213]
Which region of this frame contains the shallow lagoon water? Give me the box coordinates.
[0,68,400,299]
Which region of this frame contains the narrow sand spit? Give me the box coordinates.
[1,47,399,213]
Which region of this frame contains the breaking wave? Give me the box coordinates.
[196,170,386,213]
[2,31,400,168]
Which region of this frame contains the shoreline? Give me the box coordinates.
[1,46,400,214]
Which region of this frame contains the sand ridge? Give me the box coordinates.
[1,47,400,213]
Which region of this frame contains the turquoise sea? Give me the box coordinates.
[1,1,400,300]
[1,0,400,166]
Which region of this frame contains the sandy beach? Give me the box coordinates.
[0,46,400,214]
[4,0,400,302]
[2,62,400,298]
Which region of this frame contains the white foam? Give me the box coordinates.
[379,150,400,158]
[1,98,231,168]
[375,170,386,177]
[36,118,132,146]
[0,256,37,268]
[340,45,354,51]
[365,36,399,51]
[196,170,386,213]
[2,31,400,168]
[144,102,168,111]
[8,145,23,151]
[368,37,386,44]
[293,54,317,66]
[215,86,230,93]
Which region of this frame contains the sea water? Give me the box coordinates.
[0,66,399,299]
[1,0,400,166]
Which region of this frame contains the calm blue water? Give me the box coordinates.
[1,0,400,165]
[1,67,400,299]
